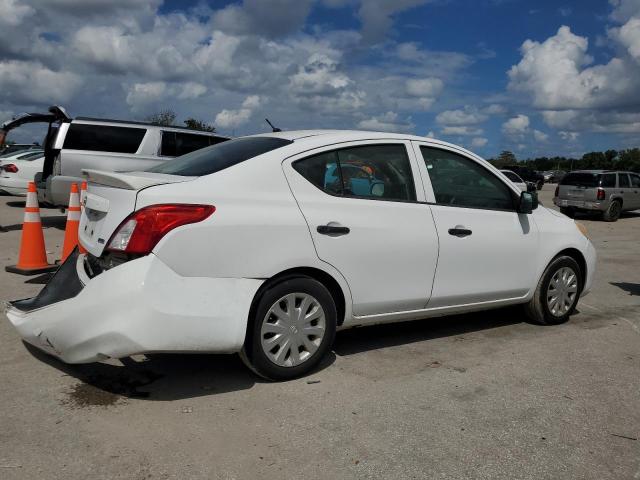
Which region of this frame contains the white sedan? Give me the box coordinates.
[0,151,44,196]
[6,131,596,380]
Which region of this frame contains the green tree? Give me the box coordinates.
[183,118,216,132]
[145,110,176,126]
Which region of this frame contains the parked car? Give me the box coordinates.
[0,143,40,156]
[500,169,527,191]
[554,170,640,221]
[0,152,44,196]
[544,170,566,183]
[6,131,596,380]
[1,106,228,207]
[504,165,545,190]
[0,149,43,167]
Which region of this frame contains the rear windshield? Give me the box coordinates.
[147,136,293,177]
[560,172,600,187]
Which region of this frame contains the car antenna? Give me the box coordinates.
[265,118,282,132]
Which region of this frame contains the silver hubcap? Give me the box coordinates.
[260,293,326,367]
[547,267,578,317]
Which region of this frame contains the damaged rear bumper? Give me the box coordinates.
[5,251,264,363]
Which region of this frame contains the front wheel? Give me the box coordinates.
[241,277,337,380]
[525,256,582,325]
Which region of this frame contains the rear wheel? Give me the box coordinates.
[602,200,621,222]
[241,277,337,380]
[560,207,574,218]
[525,256,582,325]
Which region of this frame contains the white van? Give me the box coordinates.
[1,106,228,206]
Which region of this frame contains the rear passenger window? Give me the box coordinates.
[64,124,146,154]
[600,174,616,188]
[161,131,222,157]
[421,146,514,210]
[631,174,640,188]
[619,174,631,188]
[293,144,416,202]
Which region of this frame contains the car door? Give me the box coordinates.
[629,173,640,210]
[283,141,439,317]
[413,143,539,308]
[618,173,634,211]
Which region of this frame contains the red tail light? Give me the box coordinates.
[107,204,215,254]
[554,186,559,197]
[596,188,605,201]
[2,164,18,173]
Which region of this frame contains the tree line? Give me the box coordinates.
[488,149,640,173]
[145,110,216,132]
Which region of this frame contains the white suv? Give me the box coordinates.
[6,131,597,380]
[1,106,227,206]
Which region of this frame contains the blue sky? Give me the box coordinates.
[1,0,639,158]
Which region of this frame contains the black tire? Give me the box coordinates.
[241,276,337,381]
[560,207,575,218]
[602,200,621,222]
[524,256,582,325]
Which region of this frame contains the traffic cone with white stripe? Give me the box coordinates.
[61,183,81,262]
[5,182,57,275]
[78,181,88,254]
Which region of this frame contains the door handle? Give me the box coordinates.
[448,227,472,237]
[317,224,350,236]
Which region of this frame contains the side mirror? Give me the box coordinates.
[518,191,537,214]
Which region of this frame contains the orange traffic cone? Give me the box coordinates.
[5,182,57,275]
[78,181,88,254]
[61,183,81,261]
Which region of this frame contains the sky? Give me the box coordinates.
[1,0,639,158]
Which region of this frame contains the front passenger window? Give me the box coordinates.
[421,146,514,210]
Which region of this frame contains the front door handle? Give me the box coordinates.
[317,224,350,236]
[448,227,472,237]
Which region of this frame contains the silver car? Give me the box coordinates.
[554,170,640,221]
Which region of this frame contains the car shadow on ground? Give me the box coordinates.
[23,307,528,403]
[610,282,640,296]
[0,215,66,232]
[334,306,523,356]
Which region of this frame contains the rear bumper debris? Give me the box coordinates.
[5,252,264,363]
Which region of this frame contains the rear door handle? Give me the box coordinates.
[317,224,350,236]
[448,227,472,237]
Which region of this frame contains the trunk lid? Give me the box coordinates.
[79,170,193,256]
[557,172,600,203]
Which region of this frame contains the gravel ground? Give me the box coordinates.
[0,185,638,480]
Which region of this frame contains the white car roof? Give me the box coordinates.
[251,130,483,160]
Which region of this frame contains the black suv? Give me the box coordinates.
[504,165,545,190]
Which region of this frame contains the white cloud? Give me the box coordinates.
[471,137,488,148]
[357,111,414,133]
[125,82,166,110]
[0,0,35,26]
[484,103,507,115]
[406,78,443,97]
[356,0,430,43]
[0,60,82,104]
[441,126,483,136]
[533,129,549,142]
[436,107,487,125]
[214,95,264,130]
[502,115,530,137]
[610,16,640,61]
[559,131,580,141]
[178,82,207,100]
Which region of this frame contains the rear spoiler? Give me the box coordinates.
[82,169,192,190]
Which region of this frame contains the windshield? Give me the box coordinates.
[560,172,600,187]
[501,171,521,182]
[147,136,292,177]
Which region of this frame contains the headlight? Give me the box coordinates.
[575,221,589,239]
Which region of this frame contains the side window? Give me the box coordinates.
[630,174,640,188]
[160,131,177,156]
[421,146,514,210]
[600,173,616,188]
[619,173,631,188]
[293,144,416,202]
[64,124,146,154]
